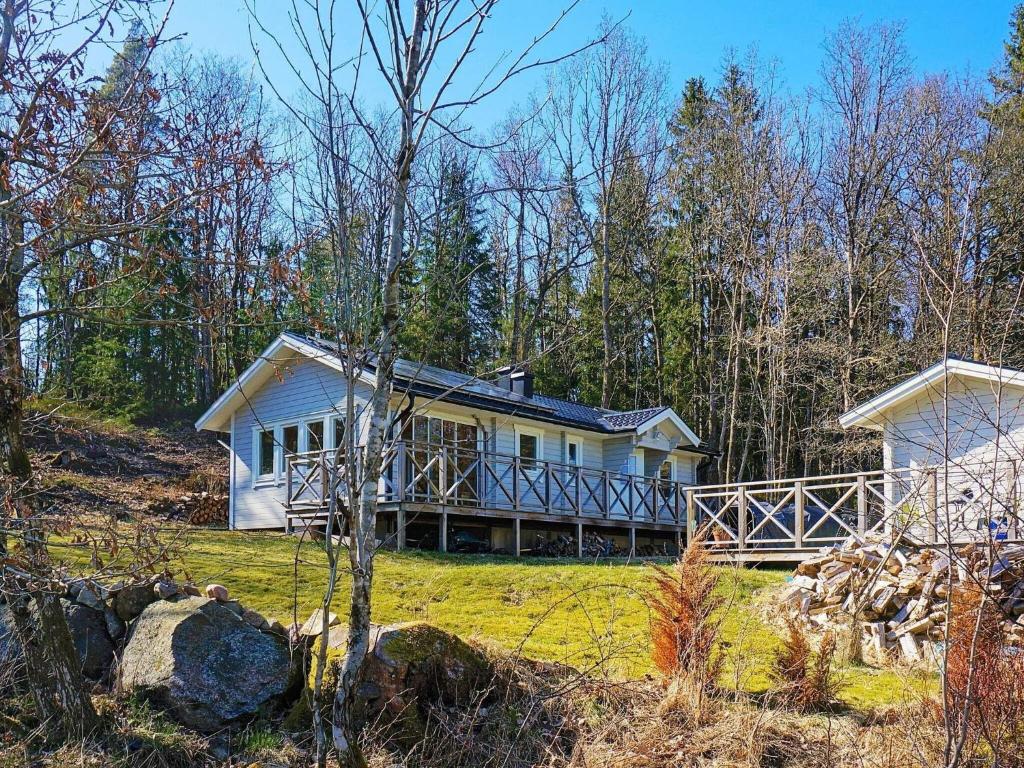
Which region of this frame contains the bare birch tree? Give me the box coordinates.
[249,2,598,763]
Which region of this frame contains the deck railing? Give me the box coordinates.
[285,440,690,525]
[687,460,1022,552]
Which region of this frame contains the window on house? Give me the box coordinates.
[333,416,347,452]
[567,439,582,467]
[306,420,325,452]
[517,431,539,470]
[281,425,299,470]
[258,429,275,477]
[660,460,674,482]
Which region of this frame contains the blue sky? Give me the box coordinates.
[166,0,1016,126]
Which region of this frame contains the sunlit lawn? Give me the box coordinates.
[54,528,934,711]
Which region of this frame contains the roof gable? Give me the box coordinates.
[839,358,1024,431]
[194,335,374,432]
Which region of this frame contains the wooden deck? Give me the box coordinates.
[285,446,1022,560]
[286,439,687,524]
[690,461,1022,559]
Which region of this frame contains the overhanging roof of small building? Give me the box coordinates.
[838,357,1024,431]
[195,332,707,451]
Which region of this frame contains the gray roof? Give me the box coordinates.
[285,332,709,447]
[602,407,668,430]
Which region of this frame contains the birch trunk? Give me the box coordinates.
[331,5,427,764]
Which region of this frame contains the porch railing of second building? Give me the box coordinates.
[685,460,1022,551]
[285,439,690,525]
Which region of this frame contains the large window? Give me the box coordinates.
[401,415,479,501]
[254,415,337,485]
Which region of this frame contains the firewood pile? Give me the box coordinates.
[528,532,675,558]
[147,492,228,526]
[781,536,1024,663]
[529,533,612,557]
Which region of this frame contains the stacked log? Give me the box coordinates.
[181,492,228,525]
[147,492,228,525]
[781,537,1024,662]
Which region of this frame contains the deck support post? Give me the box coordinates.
[577,522,584,558]
[685,488,695,545]
[440,511,448,553]
[794,480,804,548]
[737,485,748,552]
[675,527,683,555]
[628,526,636,557]
[1010,460,1021,541]
[396,508,406,551]
[925,469,938,544]
[856,473,867,536]
[513,517,521,558]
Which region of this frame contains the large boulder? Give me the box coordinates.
[287,622,492,742]
[119,596,294,731]
[64,602,116,680]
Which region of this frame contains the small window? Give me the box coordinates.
[660,460,673,482]
[282,425,299,469]
[258,429,275,477]
[306,420,325,452]
[567,439,582,467]
[517,432,539,469]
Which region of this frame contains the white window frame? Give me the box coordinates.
[251,411,348,489]
[630,448,645,477]
[329,413,348,453]
[302,416,329,454]
[659,455,678,482]
[566,437,583,467]
[253,425,278,486]
[279,423,301,475]
[514,424,545,472]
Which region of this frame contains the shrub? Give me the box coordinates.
[770,618,840,712]
[649,534,724,696]
[943,587,1024,767]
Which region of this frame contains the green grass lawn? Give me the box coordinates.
[54,528,932,711]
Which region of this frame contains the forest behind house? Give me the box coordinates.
[11,7,1024,487]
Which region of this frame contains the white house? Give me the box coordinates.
[839,357,1024,541]
[195,332,710,555]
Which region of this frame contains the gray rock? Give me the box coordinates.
[181,583,202,597]
[153,580,179,600]
[104,607,126,640]
[119,597,293,731]
[114,583,158,621]
[64,602,116,680]
[75,581,108,612]
[241,609,269,631]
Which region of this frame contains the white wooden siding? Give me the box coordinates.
[232,356,372,529]
[883,375,1024,536]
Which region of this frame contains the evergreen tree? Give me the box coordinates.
[401,153,498,372]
